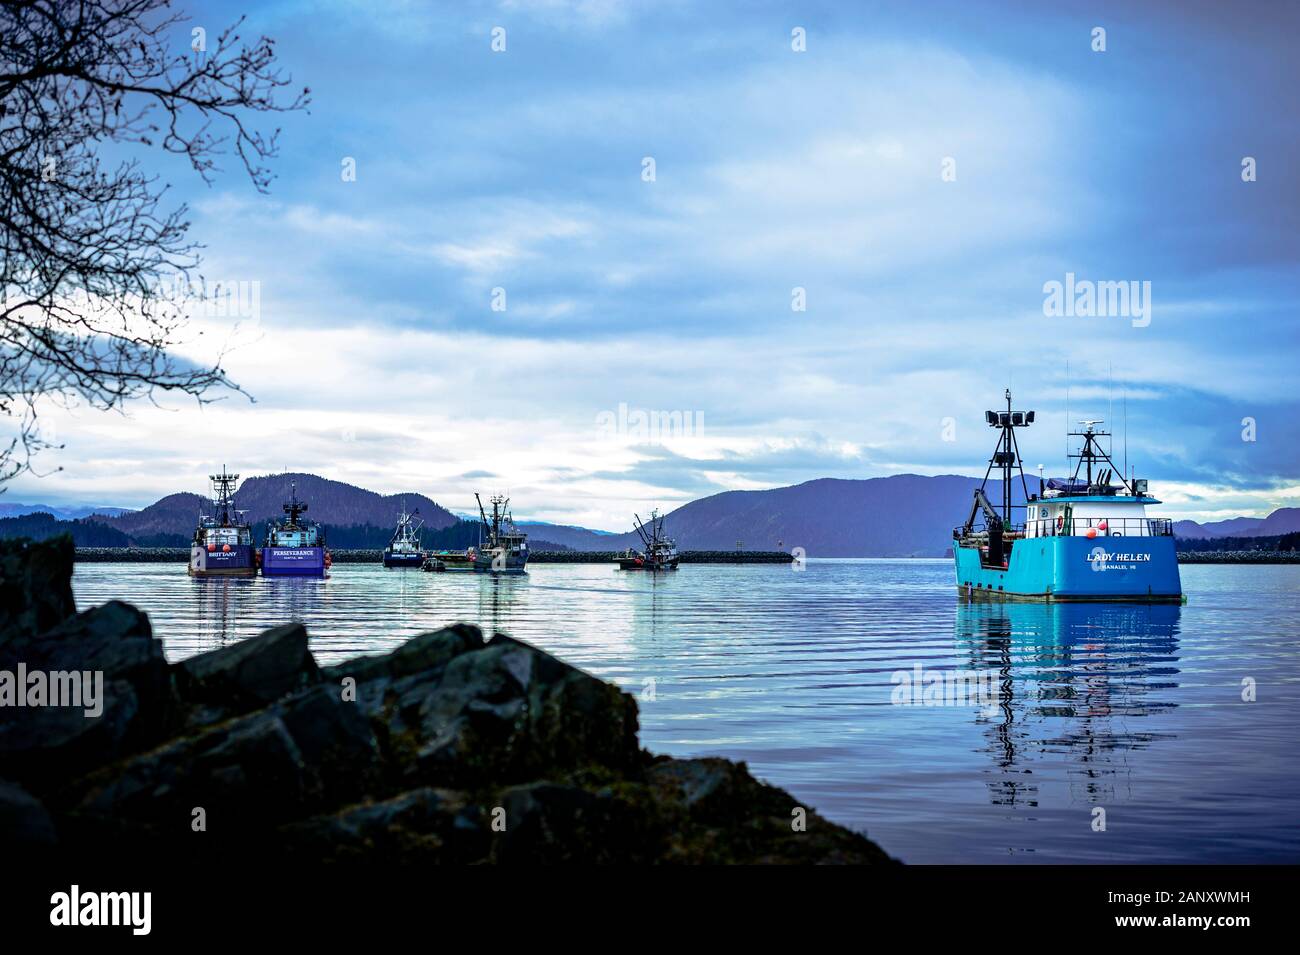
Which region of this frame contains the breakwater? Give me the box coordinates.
[73,547,795,564]
[1177,550,1300,564]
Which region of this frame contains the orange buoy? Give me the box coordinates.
[222,544,231,552]
[1086,528,1098,539]
[207,543,216,552]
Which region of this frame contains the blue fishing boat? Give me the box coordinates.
[382,504,424,568]
[188,466,255,577]
[259,482,330,577]
[953,390,1182,603]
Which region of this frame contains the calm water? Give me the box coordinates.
[71,559,1300,864]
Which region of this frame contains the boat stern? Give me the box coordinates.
[954,535,1182,602]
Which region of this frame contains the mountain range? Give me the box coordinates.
[5,472,1296,557]
[1172,509,1300,539]
[88,472,457,539]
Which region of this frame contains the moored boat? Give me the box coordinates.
[617,509,679,571]
[952,390,1181,602]
[260,482,330,577]
[425,493,527,573]
[188,466,256,577]
[382,504,424,568]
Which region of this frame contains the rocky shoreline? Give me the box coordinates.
[1,536,892,864]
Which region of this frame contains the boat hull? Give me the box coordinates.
[617,559,679,571]
[953,535,1182,602]
[189,545,256,577]
[261,547,327,577]
[439,556,528,574]
[382,551,424,568]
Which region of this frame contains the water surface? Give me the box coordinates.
[71,559,1300,863]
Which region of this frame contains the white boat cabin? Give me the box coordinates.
[1023,496,1170,538]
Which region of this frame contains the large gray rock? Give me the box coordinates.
[322,624,482,685]
[177,622,319,713]
[348,632,640,788]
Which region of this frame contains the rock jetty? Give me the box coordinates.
[1,536,893,865]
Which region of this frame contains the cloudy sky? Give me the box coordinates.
[9,0,1299,529]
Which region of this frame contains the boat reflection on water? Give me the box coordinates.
[191,573,329,655]
[476,571,526,637]
[192,576,258,651]
[953,600,1182,810]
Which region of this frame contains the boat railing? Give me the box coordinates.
[1023,517,1173,538]
[956,517,1173,540]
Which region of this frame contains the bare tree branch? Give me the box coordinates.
[0,0,309,485]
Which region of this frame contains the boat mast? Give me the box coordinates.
[282,481,308,528]
[978,390,1035,524]
[210,466,240,527]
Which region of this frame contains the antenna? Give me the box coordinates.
[1108,364,1114,457]
[1064,359,1070,471]
[1123,391,1128,484]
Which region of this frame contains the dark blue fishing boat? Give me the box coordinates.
[259,483,330,577]
[188,467,255,577]
[383,504,424,568]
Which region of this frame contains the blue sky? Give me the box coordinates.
[10,0,1299,529]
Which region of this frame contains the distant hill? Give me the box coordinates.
[0,513,131,546]
[0,502,133,520]
[90,473,457,542]
[1173,515,1265,538]
[541,475,1026,558]
[1173,507,1300,539]
[515,521,618,551]
[634,475,1024,558]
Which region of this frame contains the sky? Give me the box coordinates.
[7,0,1299,530]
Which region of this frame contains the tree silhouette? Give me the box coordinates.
[0,0,308,484]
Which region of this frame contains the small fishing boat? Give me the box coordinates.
[382,504,424,568]
[259,482,330,577]
[953,390,1181,602]
[189,467,256,577]
[424,493,528,573]
[617,509,679,571]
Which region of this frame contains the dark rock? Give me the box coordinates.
[0,536,76,643]
[3,543,896,864]
[488,781,669,864]
[177,622,319,713]
[70,684,380,839]
[279,787,487,862]
[0,779,57,847]
[0,601,174,787]
[321,624,482,685]
[373,633,641,788]
[646,757,896,864]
